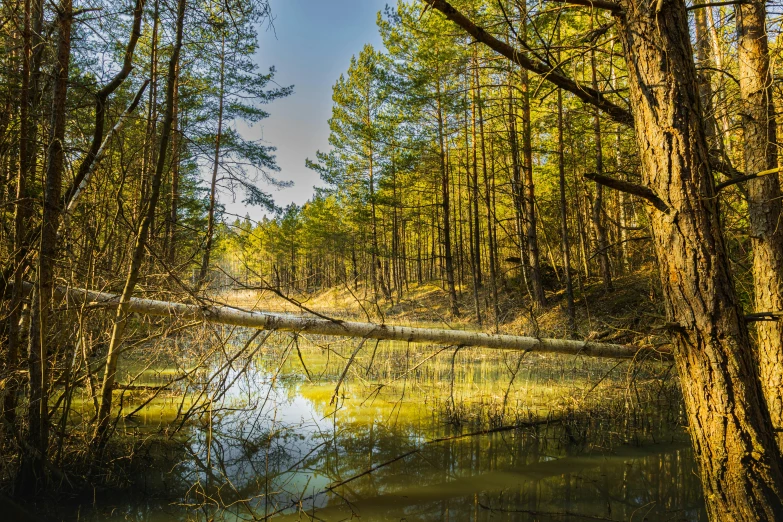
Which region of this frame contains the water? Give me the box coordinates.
[56,331,705,521]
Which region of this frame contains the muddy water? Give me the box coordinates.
[64,334,705,521]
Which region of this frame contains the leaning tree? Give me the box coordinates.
[421,0,783,519]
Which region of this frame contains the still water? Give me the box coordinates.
[62,331,705,521]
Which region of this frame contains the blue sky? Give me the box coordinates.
[226,0,392,220]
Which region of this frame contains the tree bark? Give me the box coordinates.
[166,60,180,266]
[736,0,783,443]
[617,0,783,517]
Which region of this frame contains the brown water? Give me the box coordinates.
[55,332,705,521]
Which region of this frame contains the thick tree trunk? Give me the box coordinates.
[736,0,783,442]
[94,0,187,448]
[617,0,783,518]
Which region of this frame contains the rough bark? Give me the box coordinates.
[618,0,783,518]
[423,0,783,518]
[736,0,783,442]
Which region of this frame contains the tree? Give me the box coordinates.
[421,0,783,518]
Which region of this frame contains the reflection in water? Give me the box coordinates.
[60,332,705,521]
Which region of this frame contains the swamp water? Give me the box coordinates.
[61,330,705,521]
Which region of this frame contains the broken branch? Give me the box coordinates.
[584,172,669,213]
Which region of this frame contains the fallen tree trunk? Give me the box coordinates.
[51,285,668,360]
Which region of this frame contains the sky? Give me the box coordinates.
[225,0,392,221]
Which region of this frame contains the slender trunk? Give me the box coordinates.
[199,32,226,285]
[470,52,482,289]
[693,8,717,147]
[436,76,459,316]
[94,0,187,448]
[518,4,545,308]
[590,46,613,293]
[7,0,44,426]
[20,0,73,491]
[476,68,497,325]
[166,61,180,265]
[736,0,783,442]
[465,79,482,324]
[139,0,159,219]
[705,5,733,157]
[557,87,575,336]
[6,0,35,425]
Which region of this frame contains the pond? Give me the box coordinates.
[56,330,705,521]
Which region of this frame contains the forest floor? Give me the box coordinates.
[220,264,669,349]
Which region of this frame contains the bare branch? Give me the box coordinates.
[421,0,635,127]
[688,1,749,10]
[584,172,670,213]
[551,0,623,14]
[715,166,783,192]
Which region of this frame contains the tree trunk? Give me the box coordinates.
[736,0,783,444]
[590,46,612,293]
[517,10,545,308]
[557,87,576,336]
[166,60,180,266]
[19,0,72,491]
[617,0,783,517]
[437,76,459,316]
[199,31,225,286]
[5,0,37,425]
[476,67,497,325]
[47,284,658,359]
[94,0,187,448]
